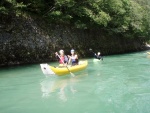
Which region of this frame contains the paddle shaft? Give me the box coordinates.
[56,54,73,74]
[89,49,96,55]
[91,51,95,54]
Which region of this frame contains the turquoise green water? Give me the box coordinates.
[0,51,150,113]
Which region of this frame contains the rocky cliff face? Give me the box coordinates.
[0,15,147,66]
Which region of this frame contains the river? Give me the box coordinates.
[0,51,150,113]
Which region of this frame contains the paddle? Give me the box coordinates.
[89,48,103,60]
[56,54,75,77]
[89,48,95,54]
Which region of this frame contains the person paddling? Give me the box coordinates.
[68,49,79,66]
[94,52,103,60]
[55,49,68,66]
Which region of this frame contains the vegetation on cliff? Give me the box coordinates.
[0,0,150,40]
[0,0,150,66]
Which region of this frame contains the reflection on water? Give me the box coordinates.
[147,54,150,59]
[40,71,88,101]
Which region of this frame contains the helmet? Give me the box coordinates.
[59,49,64,54]
[71,49,74,52]
[98,52,101,55]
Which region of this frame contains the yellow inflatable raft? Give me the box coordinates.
[40,61,88,76]
[50,61,88,76]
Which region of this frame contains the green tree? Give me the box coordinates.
[0,0,149,40]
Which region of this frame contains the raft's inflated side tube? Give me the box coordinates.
[147,52,150,55]
[40,64,55,75]
[49,60,88,76]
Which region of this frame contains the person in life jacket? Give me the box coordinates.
[94,52,103,60]
[55,50,68,65]
[68,49,79,66]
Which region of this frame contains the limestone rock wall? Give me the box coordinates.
[0,15,146,66]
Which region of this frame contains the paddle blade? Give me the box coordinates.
[89,48,92,51]
[70,72,75,77]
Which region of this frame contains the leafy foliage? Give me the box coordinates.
[0,0,149,40]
